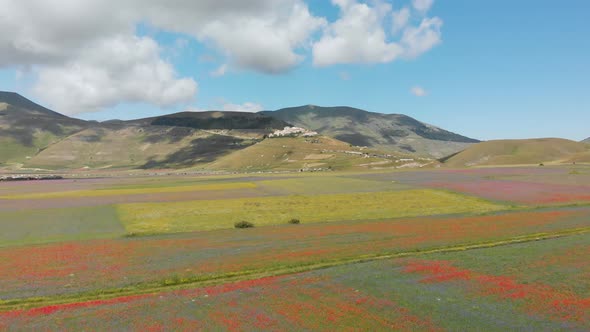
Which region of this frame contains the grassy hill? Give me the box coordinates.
[262,105,479,158]
[207,135,435,172]
[24,127,259,170]
[442,138,590,167]
[0,92,89,166]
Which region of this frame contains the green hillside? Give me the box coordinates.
[25,127,258,169]
[0,92,89,166]
[207,135,434,171]
[442,138,590,167]
[262,105,479,158]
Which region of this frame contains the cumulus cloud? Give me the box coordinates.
[401,17,443,58]
[32,35,197,115]
[392,7,411,34]
[210,64,229,77]
[0,0,323,113]
[411,86,428,97]
[0,0,443,114]
[412,0,434,12]
[313,0,402,66]
[313,0,442,66]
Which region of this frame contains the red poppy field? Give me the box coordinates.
[1,233,588,331]
[1,166,589,330]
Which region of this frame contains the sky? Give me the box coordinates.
[0,0,588,141]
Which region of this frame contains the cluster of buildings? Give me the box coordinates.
[268,127,318,138]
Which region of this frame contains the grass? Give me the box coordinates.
[0,206,124,247]
[444,138,589,167]
[0,182,257,200]
[117,189,507,234]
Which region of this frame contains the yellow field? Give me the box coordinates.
[0,182,257,200]
[117,189,507,234]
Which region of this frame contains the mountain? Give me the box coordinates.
[26,126,261,170]
[583,137,590,144]
[262,105,479,158]
[0,92,463,171]
[442,138,590,167]
[0,92,90,165]
[127,111,290,131]
[0,92,281,169]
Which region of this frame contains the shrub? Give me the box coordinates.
[234,221,255,229]
[288,218,301,224]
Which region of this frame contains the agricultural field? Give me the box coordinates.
[0,165,589,330]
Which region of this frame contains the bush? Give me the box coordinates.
[288,218,301,224]
[234,221,255,229]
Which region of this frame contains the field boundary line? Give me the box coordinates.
[1,227,589,312]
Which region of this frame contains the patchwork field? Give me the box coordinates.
[1,165,589,330]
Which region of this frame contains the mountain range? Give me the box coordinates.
[1,91,586,171]
[0,92,480,171]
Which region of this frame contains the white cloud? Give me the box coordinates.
[392,7,410,34]
[412,0,434,12]
[411,86,428,97]
[192,2,326,74]
[401,17,443,58]
[0,0,443,114]
[313,0,402,66]
[221,102,264,113]
[210,64,229,77]
[312,0,442,66]
[0,0,324,113]
[32,35,197,115]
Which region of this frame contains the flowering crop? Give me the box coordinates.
[0,208,588,300]
[0,274,441,331]
[403,260,590,325]
[427,179,590,204]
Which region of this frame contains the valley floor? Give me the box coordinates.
[0,165,589,330]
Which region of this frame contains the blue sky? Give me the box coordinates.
[0,0,588,141]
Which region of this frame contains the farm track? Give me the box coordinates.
[2,226,589,312]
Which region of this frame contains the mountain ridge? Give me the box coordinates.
[262,105,479,158]
[0,91,533,170]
